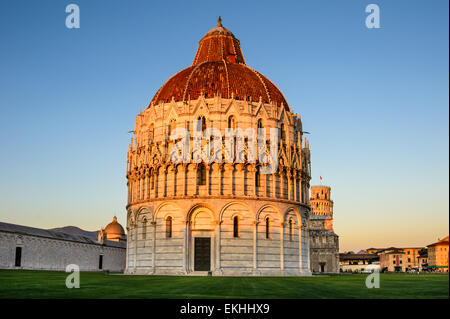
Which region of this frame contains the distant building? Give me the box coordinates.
[98,216,126,243]
[378,247,423,272]
[417,252,428,271]
[427,236,449,272]
[0,218,126,272]
[339,253,379,273]
[309,186,339,273]
[379,248,405,272]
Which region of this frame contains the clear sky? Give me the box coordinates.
[0,0,448,252]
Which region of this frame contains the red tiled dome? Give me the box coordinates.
[150,18,289,110]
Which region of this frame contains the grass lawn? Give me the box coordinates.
[0,270,448,299]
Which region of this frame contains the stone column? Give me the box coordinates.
[298,224,302,274]
[195,164,199,196]
[130,180,133,203]
[147,171,151,200]
[215,220,222,274]
[143,174,148,200]
[134,222,138,273]
[226,164,234,196]
[154,171,158,198]
[281,170,286,200]
[163,166,168,197]
[272,173,277,198]
[127,181,131,204]
[125,226,130,273]
[206,165,211,195]
[299,176,305,204]
[182,219,188,274]
[262,170,267,198]
[293,171,298,202]
[172,165,178,197]
[280,222,284,274]
[253,221,259,271]
[287,171,292,201]
[219,164,224,195]
[249,166,256,197]
[182,164,187,196]
[151,221,157,273]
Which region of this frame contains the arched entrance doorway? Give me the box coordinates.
[187,205,217,273]
[319,262,326,273]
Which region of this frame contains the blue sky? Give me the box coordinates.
[0,0,448,251]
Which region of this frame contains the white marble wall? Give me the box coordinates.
[0,231,126,272]
[126,199,311,276]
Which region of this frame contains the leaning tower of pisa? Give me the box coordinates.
[309,185,339,273]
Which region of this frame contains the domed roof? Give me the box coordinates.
[104,216,125,236]
[150,18,289,110]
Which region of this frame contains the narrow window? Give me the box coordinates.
[265,217,270,239]
[197,116,206,132]
[150,171,155,190]
[228,115,236,130]
[233,216,239,238]
[255,167,261,187]
[15,247,22,267]
[280,124,286,140]
[166,216,172,238]
[257,119,263,129]
[198,164,206,186]
[98,255,103,270]
[142,219,147,240]
[167,119,175,138]
[137,180,141,200]
[149,124,154,142]
[289,219,293,241]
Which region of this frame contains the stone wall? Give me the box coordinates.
[0,231,126,272]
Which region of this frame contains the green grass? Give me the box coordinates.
[0,270,448,299]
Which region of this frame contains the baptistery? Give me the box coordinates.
[125,18,312,276]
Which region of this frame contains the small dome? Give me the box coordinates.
[202,16,234,38]
[104,216,126,241]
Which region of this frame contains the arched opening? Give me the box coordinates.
[265,217,270,239]
[228,115,236,130]
[166,216,172,238]
[188,206,215,273]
